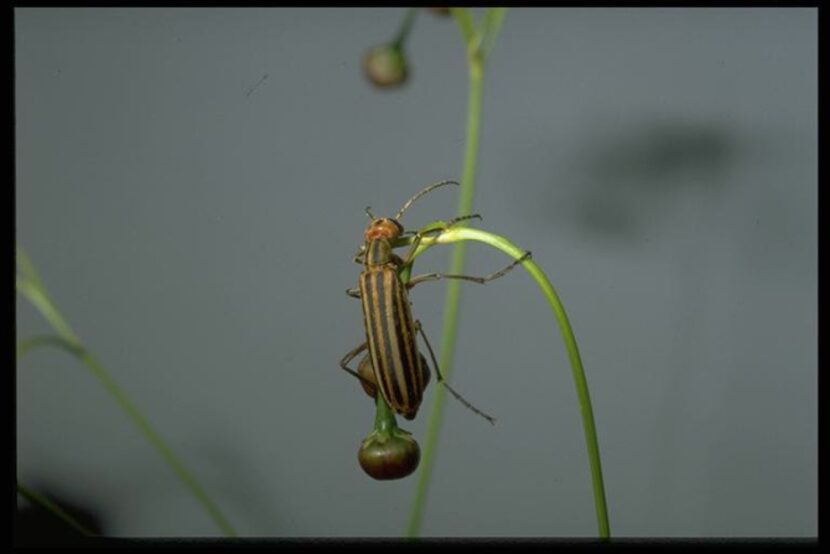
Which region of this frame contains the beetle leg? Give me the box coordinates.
[340,342,376,392]
[414,320,495,425]
[346,287,361,299]
[422,213,483,236]
[444,213,483,228]
[399,214,483,269]
[398,233,424,269]
[406,251,531,289]
[352,244,367,265]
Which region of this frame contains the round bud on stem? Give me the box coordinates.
[363,44,409,88]
[358,428,421,480]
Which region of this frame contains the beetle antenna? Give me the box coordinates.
[365,206,375,219]
[395,180,460,220]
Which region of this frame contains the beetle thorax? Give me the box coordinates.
[364,238,395,267]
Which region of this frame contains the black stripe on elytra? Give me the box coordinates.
[361,271,393,407]
[375,271,405,408]
[389,275,419,410]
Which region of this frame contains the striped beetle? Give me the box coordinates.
[340,180,531,423]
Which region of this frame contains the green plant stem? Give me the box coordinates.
[374,391,398,436]
[405,28,485,540]
[402,7,609,539]
[400,227,611,539]
[17,482,95,536]
[450,8,475,44]
[17,334,79,359]
[392,8,418,50]
[15,247,237,537]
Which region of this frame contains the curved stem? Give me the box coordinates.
[17,334,80,359]
[401,228,611,539]
[16,246,237,537]
[17,482,96,536]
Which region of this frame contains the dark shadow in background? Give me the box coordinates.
[519,117,744,529]
[532,118,740,241]
[15,483,106,546]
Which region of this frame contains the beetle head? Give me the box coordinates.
[364,217,404,242]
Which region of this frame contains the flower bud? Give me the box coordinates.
[363,44,408,88]
[358,429,420,480]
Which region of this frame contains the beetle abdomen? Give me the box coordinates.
[359,266,425,418]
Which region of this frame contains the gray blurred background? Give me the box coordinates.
[15,8,816,538]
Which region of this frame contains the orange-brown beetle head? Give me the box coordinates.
[364,217,404,242]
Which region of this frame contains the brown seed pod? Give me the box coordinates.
[362,45,408,88]
[358,429,421,480]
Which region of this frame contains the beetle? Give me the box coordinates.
[340,180,531,423]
